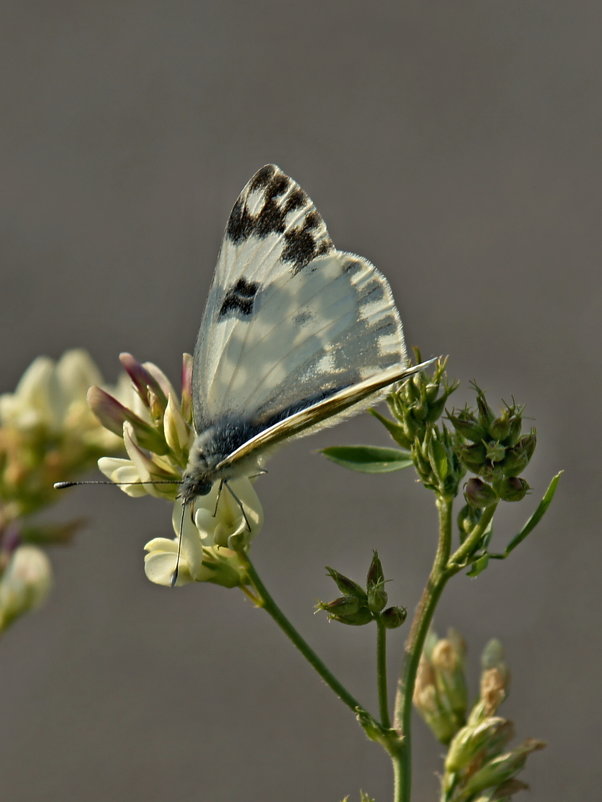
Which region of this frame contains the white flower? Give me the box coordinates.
[0,349,110,440]
[144,478,263,587]
[98,422,180,499]
[0,545,52,631]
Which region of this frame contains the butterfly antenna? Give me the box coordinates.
[54,480,182,490]
[223,481,251,532]
[171,501,188,588]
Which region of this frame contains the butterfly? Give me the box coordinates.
[179,164,433,510]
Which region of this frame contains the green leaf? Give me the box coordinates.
[369,408,410,447]
[491,471,563,559]
[467,553,489,577]
[321,445,413,473]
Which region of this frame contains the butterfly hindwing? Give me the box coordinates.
[193,166,407,442]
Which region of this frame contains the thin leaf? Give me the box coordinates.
[321,445,413,474]
[490,471,563,559]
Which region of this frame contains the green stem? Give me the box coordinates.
[376,618,391,729]
[242,555,370,721]
[391,746,404,802]
[393,496,454,802]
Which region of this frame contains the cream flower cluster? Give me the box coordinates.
[0,350,122,632]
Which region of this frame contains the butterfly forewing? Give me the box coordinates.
[193,164,334,430]
[193,165,408,442]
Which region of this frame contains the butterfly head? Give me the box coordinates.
[180,470,213,505]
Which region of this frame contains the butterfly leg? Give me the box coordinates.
[248,469,268,480]
[224,481,251,532]
[171,501,189,588]
[213,480,224,517]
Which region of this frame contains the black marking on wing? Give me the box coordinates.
[225,165,334,271]
[219,278,260,318]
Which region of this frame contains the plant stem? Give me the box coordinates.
[391,746,404,802]
[393,495,454,802]
[376,618,391,729]
[243,555,370,721]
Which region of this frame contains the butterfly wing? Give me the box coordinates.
[193,164,408,452]
[216,358,435,472]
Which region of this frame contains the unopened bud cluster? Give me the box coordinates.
[417,635,547,802]
[449,387,536,510]
[375,353,464,497]
[316,552,406,628]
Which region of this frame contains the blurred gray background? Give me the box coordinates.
[1,2,600,800]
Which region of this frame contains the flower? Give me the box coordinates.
[144,478,263,588]
[91,354,195,500]
[91,353,266,587]
[0,545,52,631]
[0,350,123,522]
[0,349,115,448]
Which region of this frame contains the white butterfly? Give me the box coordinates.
[180,164,432,507]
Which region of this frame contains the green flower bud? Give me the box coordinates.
[448,411,485,443]
[484,440,506,464]
[489,412,511,441]
[325,566,367,601]
[460,739,545,798]
[316,596,373,626]
[381,606,407,629]
[445,717,512,772]
[464,478,497,509]
[458,443,487,472]
[476,389,495,427]
[457,504,482,537]
[501,432,536,476]
[366,552,388,614]
[506,413,523,446]
[495,476,529,502]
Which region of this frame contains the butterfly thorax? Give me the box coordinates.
[181,419,262,504]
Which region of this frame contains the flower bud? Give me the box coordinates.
[119,353,167,411]
[366,552,388,613]
[464,478,497,509]
[448,411,485,443]
[457,504,481,537]
[381,605,407,629]
[460,739,545,798]
[432,632,468,720]
[506,415,523,446]
[484,440,506,464]
[325,566,367,601]
[458,443,487,472]
[476,389,495,427]
[488,408,518,442]
[316,596,373,626]
[445,716,512,772]
[413,655,459,744]
[0,545,52,631]
[501,432,536,476]
[495,476,529,502]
